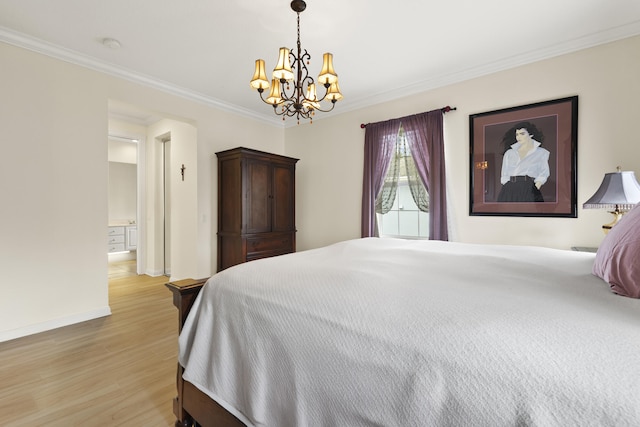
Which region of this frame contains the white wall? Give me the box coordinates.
[0,41,284,341]
[285,35,640,252]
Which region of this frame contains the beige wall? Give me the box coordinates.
[108,162,136,221]
[286,35,640,251]
[0,41,284,341]
[2,34,638,341]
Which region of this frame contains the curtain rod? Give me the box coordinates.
[359,106,456,129]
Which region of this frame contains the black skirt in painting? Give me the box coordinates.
[497,176,544,202]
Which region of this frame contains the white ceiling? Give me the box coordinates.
[1,0,640,126]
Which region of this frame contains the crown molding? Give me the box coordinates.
[2,21,639,129]
[331,20,640,118]
[0,26,283,128]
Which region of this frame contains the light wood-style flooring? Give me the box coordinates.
[108,258,139,280]
[0,264,179,426]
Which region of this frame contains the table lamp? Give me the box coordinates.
[583,167,640,234]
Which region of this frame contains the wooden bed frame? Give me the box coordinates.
[166,279,247,427]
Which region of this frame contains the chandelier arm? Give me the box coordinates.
[279,78,295,102]
[307,100,337,113]
[306,83,338,112]
[313,87,331,103]
[291,53,311,99]
[282,102,311,119]
[257,90,289,115]
[257,90,275,105]
[297,50,312,100]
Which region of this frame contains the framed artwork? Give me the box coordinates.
[469,96,578,217]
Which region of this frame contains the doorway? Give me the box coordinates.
[159,134,172,277]
[108,101,199,280]
[108,133,142,277]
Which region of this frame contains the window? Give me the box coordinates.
[375,127,429,239]
[361,109,447,241]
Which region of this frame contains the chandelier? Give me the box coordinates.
[250,0,343,123]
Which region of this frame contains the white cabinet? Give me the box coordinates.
[125,225,137,251]
[109,225,137,253]
[108,226,126,253]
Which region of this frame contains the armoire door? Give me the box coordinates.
[245,158,272,233]
[271,163,295,232]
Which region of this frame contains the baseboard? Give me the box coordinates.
[108,251,136,262]
[0,306,112,343]
[145,268,171,277]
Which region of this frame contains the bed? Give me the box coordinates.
[166,231,640,426]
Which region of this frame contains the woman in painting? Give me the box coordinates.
[497,121,550,202]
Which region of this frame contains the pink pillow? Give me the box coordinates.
[593,203,640,298]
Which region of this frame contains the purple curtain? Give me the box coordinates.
[403,110,448,241]
[361,109,448,240]
[361,119,401,237]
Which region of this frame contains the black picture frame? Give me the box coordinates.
[469,96,578,217]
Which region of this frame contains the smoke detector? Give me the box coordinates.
[102,38,121,49]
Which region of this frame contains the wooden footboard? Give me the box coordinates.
[166,278,246,427]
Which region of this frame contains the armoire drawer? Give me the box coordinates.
[246,234,293,257]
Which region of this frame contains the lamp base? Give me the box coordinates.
[602,209,624,234]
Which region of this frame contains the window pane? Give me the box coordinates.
[397,181,418,210]
[380,211,399,236]
[419,211,430,237]
[399,211,419,236]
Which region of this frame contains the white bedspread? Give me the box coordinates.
[179,238,640,427]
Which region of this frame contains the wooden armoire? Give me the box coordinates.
[216,147,298,271]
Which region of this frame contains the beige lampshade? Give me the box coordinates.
[265,79,283,105]
[318,53,338,85]
[303,83,321,110]
[273,48,294,81]
[326,81,343,102]
[250,59,270,90]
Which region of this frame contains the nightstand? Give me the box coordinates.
[571,246,598,253]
